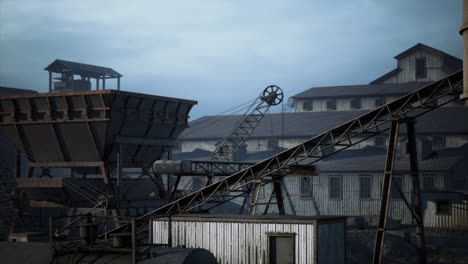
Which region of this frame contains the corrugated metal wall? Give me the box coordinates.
[152,220,316,264]
[239,173,468,229]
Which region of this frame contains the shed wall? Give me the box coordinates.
[152,220,316,264]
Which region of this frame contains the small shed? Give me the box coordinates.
[151,214,346,264]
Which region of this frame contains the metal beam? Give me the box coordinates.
[373,119,400,264]
[406,119,427,264]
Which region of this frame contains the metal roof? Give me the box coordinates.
[44,59,123,78]
[174,145,468,174]
[314,145,468,173]
[290,81,431,99]
[179,107,468,140]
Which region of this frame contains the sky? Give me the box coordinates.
[0,0,463,120]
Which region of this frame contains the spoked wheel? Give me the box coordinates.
[262,85,283,106]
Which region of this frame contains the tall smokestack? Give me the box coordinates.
[460,0,468,102]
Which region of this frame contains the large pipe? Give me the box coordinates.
[460,0,468,102]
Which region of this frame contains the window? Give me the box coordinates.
[329,176,342,199]
[375,97,386,107]
[267,233,295,264]
[359,176,372,199]
[433,135,445,146]
[435,200,451,215]
[326,99,336,110]
[375,136,386,147]
[267,139,278,150]
[391,176,403,199]
[351,98,361,109]
[300,176,313,199]
[422,175,435,190]
[415,58,427,78]
[303,101,312,111]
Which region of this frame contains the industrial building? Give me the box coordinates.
[0,5,467,263]
[171,43,468,230]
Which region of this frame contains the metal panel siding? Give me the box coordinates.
[152,220,321,264]
[242,172,465,229]
[318,222,345,264]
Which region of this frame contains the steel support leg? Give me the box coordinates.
[249,180,262,215]
[373,119,400,264]
[272,177,286,215]
[406,119,427,264]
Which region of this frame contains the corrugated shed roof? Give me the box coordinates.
[180,107,468,140]
[289,81,431,99]
[173,145,467,174]
[0,86,37,95]
[44,59,122,77]
[314,146,467,173]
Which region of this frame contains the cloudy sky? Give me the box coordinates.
[0,0,463,119]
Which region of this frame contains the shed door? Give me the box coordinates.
[269,235,295,264]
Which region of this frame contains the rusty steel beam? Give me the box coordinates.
[372,119,400,264]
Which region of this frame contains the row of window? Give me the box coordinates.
[302,97,386,111]
[300,175,436,200]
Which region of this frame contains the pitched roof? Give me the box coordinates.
[0,86,37,95]
[394,43,462,61]
[44,59,122,78]
[289,81,430,99]
[370,43,462,84]
[179,107,468,141]
[314,145,468,173]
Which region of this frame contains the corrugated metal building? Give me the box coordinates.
[151,215,346,264]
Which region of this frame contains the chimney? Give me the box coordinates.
[460,0,468,102]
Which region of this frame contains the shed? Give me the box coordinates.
[151,214,346,264]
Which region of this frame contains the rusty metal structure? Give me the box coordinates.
[0,89,196,225]
[93,70,464,264]
[45,59,123,92]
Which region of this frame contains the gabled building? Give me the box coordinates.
[288,43,463,113]
[173,43,468,229]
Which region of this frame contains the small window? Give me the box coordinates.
[422,175,435,190]
[303,101,312,111]
[375,97,386,107]
[435,200,451,215]
[391,176,403,199]
[300,176,313,199]
[375,136,386,147]
[267,139,278,150]
[351,98,361,109]
[267,233,295,264]
[326,99,336,110]
[329,176,342,199]
[433,135,445,146]
[359,176,372,199]
[416,58,427,78]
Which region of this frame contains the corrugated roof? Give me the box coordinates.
[290,81,431,99]
[0,86,37,95]
[179,107,468,140]
[314,145,467,173]
[44,59,122,78]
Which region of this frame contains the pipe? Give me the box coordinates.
[460,0,468,102]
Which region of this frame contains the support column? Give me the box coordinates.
[96,78,100,90]
[249,180,262,215]
[272,176,286,215]
[117,77,121,90]
[48,71,52,93]
[103,78,106,90]
[406,119,427,264]
[372,119,400,264]
[116,144,121,210]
